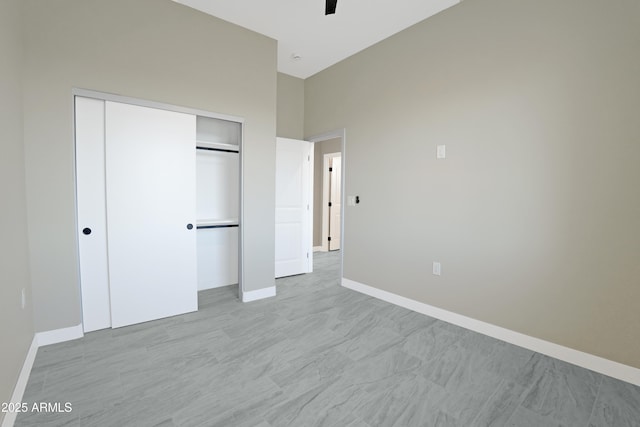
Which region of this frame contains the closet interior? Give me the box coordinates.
[195,116,240,291]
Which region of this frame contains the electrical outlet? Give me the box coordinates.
[437,145,446,159]
[433,262,441,276]
[21,288,26,309]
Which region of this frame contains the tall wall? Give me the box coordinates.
[305,0,640,367]
[0,0,35,420]
[23,0,277,332]
[277,72,305,139]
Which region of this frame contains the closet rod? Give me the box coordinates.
[196,224,239,229]
[196,146,239,153]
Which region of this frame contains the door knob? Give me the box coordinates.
[82,228,92,235]
[186,223,193,230]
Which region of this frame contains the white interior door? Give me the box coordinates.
[329,156,342,251]
[275,137,312,278]
[75,97,111,332]
[105,101,197,328]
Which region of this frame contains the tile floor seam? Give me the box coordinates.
[468,377,507,427]
[584,374,604,427]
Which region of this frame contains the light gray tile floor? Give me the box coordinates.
[15,251,640,426]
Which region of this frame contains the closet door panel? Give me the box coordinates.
[105,101,197,328]
[75,97,111,332]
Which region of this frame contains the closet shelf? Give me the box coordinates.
[196,141,239,153]
[196,218,239,227]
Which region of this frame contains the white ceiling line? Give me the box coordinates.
[173,0,461,79]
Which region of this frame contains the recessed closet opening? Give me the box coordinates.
[196,116,240,292]
[74,89,244,333]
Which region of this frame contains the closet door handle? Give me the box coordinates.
[82,227,92,235]
[186,223,193,230]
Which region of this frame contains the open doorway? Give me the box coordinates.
[308,130,345,279]
[321,152,341,251]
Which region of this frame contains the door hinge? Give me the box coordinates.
[328,236,332,242]
[329,167,333,172]
[308,155,310,161]
[328,202,332,207]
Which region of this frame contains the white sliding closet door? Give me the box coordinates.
[275,137,313,278]
[105,101,197,328]
[76,97,111,332]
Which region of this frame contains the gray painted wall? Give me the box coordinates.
[277,73,305,139]
[305,0,640,367]
[313,138,342,247]
[0,0,35,419]
[23,0,277,332]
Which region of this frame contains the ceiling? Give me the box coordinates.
[173,0,462,79]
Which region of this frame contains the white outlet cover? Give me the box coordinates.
[437,145,446,159]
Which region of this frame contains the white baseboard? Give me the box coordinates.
[242,286,276,303]
[342,278,640,386]
[36,324,84,347]
[2,325,84,426]
[1,337,38,427]
[198,282,237,292]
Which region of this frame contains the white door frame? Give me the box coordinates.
[307,129,346,279]
[72,88,246,330]
[321,152,341,252]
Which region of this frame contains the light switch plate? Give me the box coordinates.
[347,196,356,206]
[433,262,441,276]
[437,145,446,159]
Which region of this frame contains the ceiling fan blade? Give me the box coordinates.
[325,0,337,15]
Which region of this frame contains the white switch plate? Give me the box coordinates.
[433,262,441,276]
[437,145,446,159]
[347,196,356,206]
[21,288,26,309]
